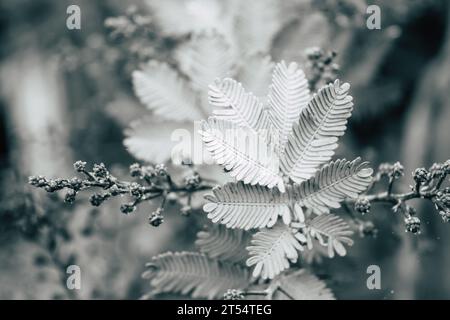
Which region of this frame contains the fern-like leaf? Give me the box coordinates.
[200,118,284,191]
[142,251,249,299]
[124,116,186,163]
[295,158,373,215]
[195,224,251,264]
[175,32,235,94]
[280,80,354,183]
[203,182,292,230]
[268,61,310,156]
[246,223,304,279]
[132,61,203,121]
[307,214,354,258]
[208,78,267,134]
[271,270,335,300]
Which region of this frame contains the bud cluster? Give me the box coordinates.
[305,47,339,91]
[378,162,404,180]
[354,197,371,215]
[223,289,245,300]
[104,5,153,39]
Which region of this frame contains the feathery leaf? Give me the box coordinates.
[281,79,354,183]
[203,182,292,230]
[124,117,186,163]
[142,251,249,299]
[132,61,203,122]
[271,270,335,300]
[295,158,373,215]
[195,224,251,263]
[268,61,310,156]
[246,223,303,279]
[208,78,267,134]
[307,214,354,258]
[200,118,284,191]
[175,32,235,94]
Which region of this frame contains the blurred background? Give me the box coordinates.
[0,0,449,299]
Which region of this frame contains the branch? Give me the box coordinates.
[349,160,450,234]
[29,161,214,227]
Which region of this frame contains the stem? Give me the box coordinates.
[277,287,295,300]
[243,290,269,297]
[387,177,395,196]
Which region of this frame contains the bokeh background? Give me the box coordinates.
[0,0,449,299]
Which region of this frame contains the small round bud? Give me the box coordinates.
[358,221,378,238]
[391,162,404,179]
[413,168,429,184]
[184,174,201,190]
[436,192,450,208]
[44,179,64,192]
[129,163,142,177]
[149,208,164,227]
[141,165,156,178]
[69,177,83,191]
[166,192,178,204]
[155,164,167,176]
[64,190,77,204]
[429,163,445,179]
[404,216,421,234]
[305,47,322,60]
[223,289,244,300]
[443,160,450,174]
[439,209,450,223]
[378,163,392,176]
[28,176,39,186]
[90,193,109,206]
[109,184,122,196]
[120,203,136,214]
[74,160,87,172]
[92,163,108,178]
[29,175,49,187]
[129,182,143,198]
[354,197,371,214]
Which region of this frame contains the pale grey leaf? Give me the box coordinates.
[132,61,203,121]
[142,251,249,299]
[281,80,354,183]
[246,223,303,279]
[203,182,292,230]
[295,158,373,214]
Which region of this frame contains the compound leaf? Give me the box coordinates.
[295,158,373,215]
[272,269,335,300]
[200,118,284,191]
[175,32,235,94]
[195,224,251,264]
[281,80,354,183]
[268,61,310,156]
[142,251,249,299]
[246,223,303,279]
[307,214,354,258]
[203,182,292,230]
[132,61,203,122]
